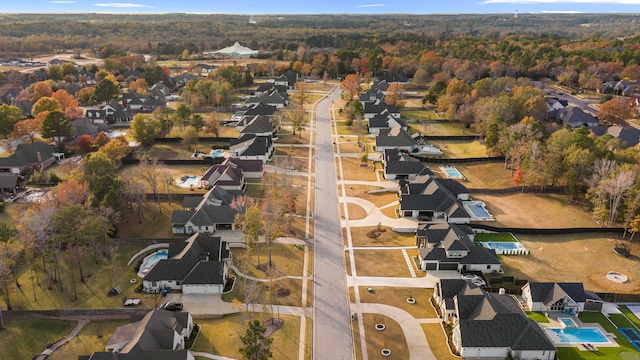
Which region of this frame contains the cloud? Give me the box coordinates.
[357,4,388,7]
[481,0,640,4]
[49,0,76,3]
[93,2,153,8]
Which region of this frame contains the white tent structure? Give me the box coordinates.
[210,42,258,58]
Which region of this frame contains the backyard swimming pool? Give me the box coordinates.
[479,240,529,255]
[210,149,225,158]
[440,166,465,179]
[140,250,168,274]
[546,328,611,344]
[465,203,493,219]
[177,175,201,188]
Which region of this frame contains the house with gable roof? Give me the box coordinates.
[379,72,409,84]
[549,106,598,128]
[171,186,241,234]
[0,142,63,175]
[83,309,194,360]
[359,89,385,105]
[375,125,418,152]
[230,134,274,162]
[521,282,601,315]
[142,233,230,294]
[363,99,400,119]
[434,278,556,360]
[368,113,407,135]
[245,89,287,108]
[398,175,470,223]
[86,101,133,124]
[199,163,245,190]
[235,114,275,137]
[416,223,501,273]
[382,148,433,180]
[242,102,277,117]
[254,82,288,98]
[122,92,166,113]
[590,125,640,147]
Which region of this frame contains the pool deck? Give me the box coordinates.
[538,312,620,348]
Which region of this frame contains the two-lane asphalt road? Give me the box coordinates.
[313,86,354,360]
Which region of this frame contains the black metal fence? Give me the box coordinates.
[411,155,506,164]
[470,224,626,236]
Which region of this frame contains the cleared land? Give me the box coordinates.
[500,233,640,292]
[450,162,515,189]
[473,193,596,228]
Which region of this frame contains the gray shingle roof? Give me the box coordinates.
[240,115,274,135]
[525,282,591,305]
[0,142,56,168]
[375,125,417,148]
[182,261,225,285]
[383,149,433,177]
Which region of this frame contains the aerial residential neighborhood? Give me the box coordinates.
[1,8,640,360]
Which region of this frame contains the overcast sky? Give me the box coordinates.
[5,0,640,14]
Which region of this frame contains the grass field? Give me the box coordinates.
[401,109,439,121]
[435,140,487,158]
[0,318,77,359]
[501,233,640,293]
[231,244,306,279]
[48,320,129,360]
[421,323,458,360]
[221,272,303,307]
[339,157,377,181]
[407,121,468,136]
[620,306,640,329]
[451,161,514,188]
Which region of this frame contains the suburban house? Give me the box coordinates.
[370,80,391,93]
[433,279,556,360]
[398,175,470,224]
[255,83,289,99]
[375,125,418,152]
[549,106,598,128]
[71,118,109,140]
[86,102,133,123]
[122,92,166,113]
[242,101,277,117]
[171,186,241,234]
[599,80,635,96]
[142,233,230,294]
[245,89,287,108]
[236,114,275,137]
[521,282,602,315]
[545,97,568,112]
[194,63,216,74]
[368,113,408,135]
[359,89,385,105]
[363,99,400,119]
[148,81,172,99]
[230,134,274,162]
[0,142,63,175]
[591,125,640,147]
[379,71,409,84]
[272,70,298,88]
[382,148,433,180]
[81,309,194,360]
[199,163,245,190]
[416,223,501,273]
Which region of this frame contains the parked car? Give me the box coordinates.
[159,302,183,311]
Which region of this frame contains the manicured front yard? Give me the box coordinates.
[339,157,378,181]
[361,313,409,360]
[356,287,436,319]
[0,318,77,360]
[192,313,304,360]
[421,323,458,360]
[353,249,412,277]
[349,226,416,247]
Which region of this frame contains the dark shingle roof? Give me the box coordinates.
[182,261,225,285]
[375,126,417,148]
[0,142,56,168]
[383,149,433,177]
[525,282,591,305]
[240,115,274,135]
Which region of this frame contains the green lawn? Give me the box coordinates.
[526,311,550,323]
[0,318,77,360]
[401,109,439,121]
[436,140,487,158]
[620,306,640,330]
[49,320,129,360]
[474,233,519,244]
[610,314,637,329]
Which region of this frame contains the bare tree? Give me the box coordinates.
[134,156,168,209]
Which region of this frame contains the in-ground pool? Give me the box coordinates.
[140,250,168,274]
[620,328,640,351]
[440,166,464,179]
[210,149,225,158]
[465,203,493,219]
[558,317,578,328]
[177,175,201,188]
[480,240,529,255]
[546,328,611,344]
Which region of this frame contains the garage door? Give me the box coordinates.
[439,263,458,271]
[424,263,437,271]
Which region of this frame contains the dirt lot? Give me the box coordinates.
[474,193,596,228]
[452,162,514,189]
[501,233,640,293]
